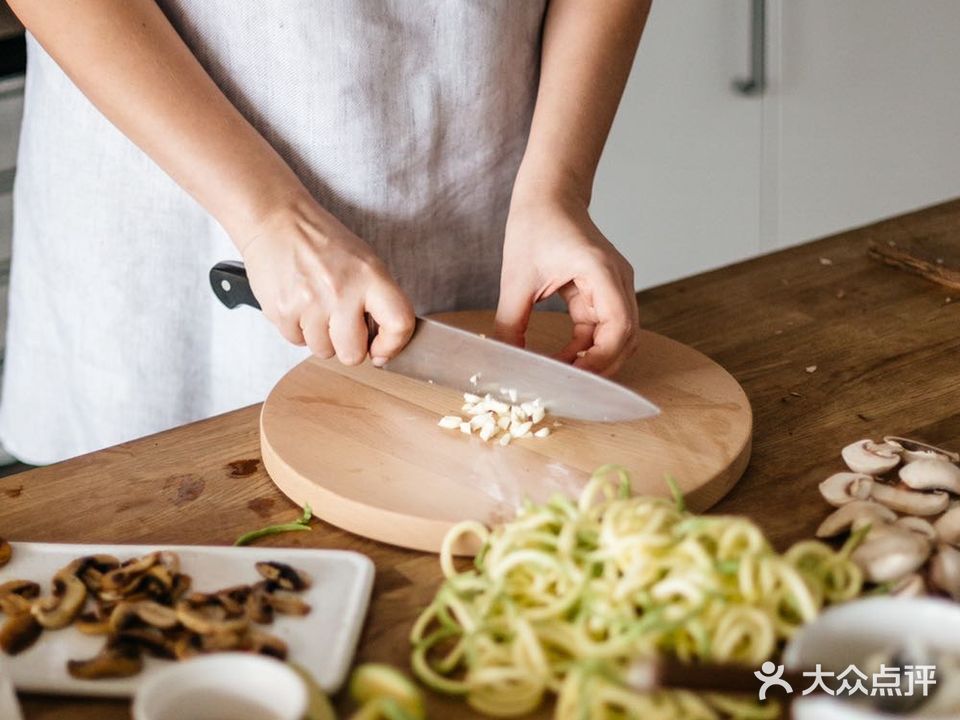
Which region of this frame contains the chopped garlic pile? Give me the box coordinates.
[438,391,553,445]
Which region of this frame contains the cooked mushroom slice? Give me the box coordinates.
[266,589,311,617]
[0,539,10,568]
[893,516,938,545]
[934,506,960,546]
[75,555,121,594]
[199,629,247,652]
[31,567,88,629]
[930,544,960,600]
[819,472,874,507]
[211,585,252,617]
[255,562,312,591]
[175,599,249,635]
[0,612,42,655]
[117,627,177,659]
[0,580,40,615]
[851,529,930,583]
[247,629,288,660]
[100,552,160,594]
[67,640,143,680]
[885,436,960,464]
[816,500,897,538]
[899,458,960,495]
[841,439,902,475]
[890,573,927,597]
[75,610,112,636]
[869,482,949,516]
[246,583,274,625]
[170,573,192,601]
[109,601,179,632]
[173,631,202,661]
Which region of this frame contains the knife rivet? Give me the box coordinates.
[220,279,232,292]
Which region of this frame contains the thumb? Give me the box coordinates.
[494,276,535,347]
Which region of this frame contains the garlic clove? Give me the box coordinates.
[438,416,462,430]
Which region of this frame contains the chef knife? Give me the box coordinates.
[209,261,660,422]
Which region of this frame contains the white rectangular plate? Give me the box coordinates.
[0,542,374,697]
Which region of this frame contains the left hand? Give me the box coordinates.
[495,194,640,376]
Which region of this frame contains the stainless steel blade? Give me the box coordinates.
[382,318,660,422]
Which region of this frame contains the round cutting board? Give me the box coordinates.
[260,311,752,553]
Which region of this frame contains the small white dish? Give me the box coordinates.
[784,597,960,720]
[131,653,308,720]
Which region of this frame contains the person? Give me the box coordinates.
[0,1,649,466]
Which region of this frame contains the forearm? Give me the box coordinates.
[514,0,651,206]
[9,0,307,246]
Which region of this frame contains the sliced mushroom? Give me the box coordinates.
[0,612,42,655]
[842,439,902,475]
[930,544,960,600]
[246,583,274,625]
[67,641,143,679]
[819,472,874,507]
[0,580,40,616]
[890,573,927,597]
[116,626,177,659]
[893,516,938,545]
[75,610,112,636]
[869,482,949,516]
[935,506,960,545]
[816,500,897,538]
[885,436,960,464]
[100,552,160,595]
[0,539,10,568]
[31,567,88,629]
[247,629,288,659]
[267,589,311,617]
[899,458,960,495]
[215,585,252,617]
[851,529,930,583]
[109,601,178,632]
[175,599,248,636]
[255,562,312,591]
[170,573,192,602]
[75,555,121,594]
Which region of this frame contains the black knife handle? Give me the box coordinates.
[209,261,260,310]
[208,260,380,344]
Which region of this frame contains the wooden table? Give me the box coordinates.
[3,200,960,719]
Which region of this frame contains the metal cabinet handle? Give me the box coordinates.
[733,0,766,95]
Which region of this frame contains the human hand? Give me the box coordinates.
[238,195,415,366]
[495,194,639,376]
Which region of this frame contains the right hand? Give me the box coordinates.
[238,195,415,366]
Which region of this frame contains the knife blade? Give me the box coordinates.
[209,261,660,421]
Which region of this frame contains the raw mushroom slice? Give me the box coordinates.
[815,500,897,538]
[819,472,874,507]
[930,544,960,600]
[869,482,949,516]
[899,458,960,495]
[890,573,927,598]
[851,529,930,583]
[841,439,902,475]
[884,436,960,464]
[893,516,938,545]
[934,506,960,546]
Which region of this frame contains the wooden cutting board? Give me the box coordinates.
[260,311,752,553]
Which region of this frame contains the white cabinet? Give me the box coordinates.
[592,0,764,291]
[769,0,960,247]
[0,75,23,360]
[595,0,960,289]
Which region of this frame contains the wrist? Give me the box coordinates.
[510,157,593,214]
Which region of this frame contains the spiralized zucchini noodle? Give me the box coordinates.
[410,466,864,719]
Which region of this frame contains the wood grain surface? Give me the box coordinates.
[2,199,960,719]
[261,311,751,552]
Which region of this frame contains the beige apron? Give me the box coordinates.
[0,1,547,464]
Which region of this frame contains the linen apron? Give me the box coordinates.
[0,1,547,465]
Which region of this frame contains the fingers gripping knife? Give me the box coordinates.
[209,261,659,422]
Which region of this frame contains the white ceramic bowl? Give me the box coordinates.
[131,653,308,720]
[784,597,960,720]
